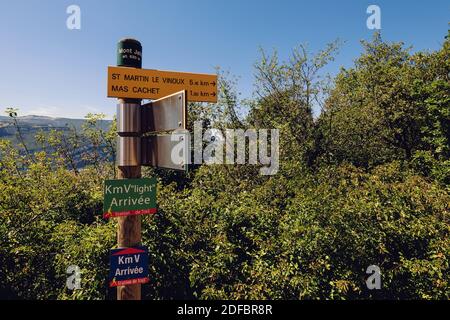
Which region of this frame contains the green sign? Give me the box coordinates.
[103,178,156,219]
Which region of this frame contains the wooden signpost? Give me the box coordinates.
[114,38,143,301]
[106,38,217,300]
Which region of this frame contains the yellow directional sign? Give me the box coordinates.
[107,66,218,103]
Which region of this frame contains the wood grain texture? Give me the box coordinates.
[116,160,142,300]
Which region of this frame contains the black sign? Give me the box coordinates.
[117,38,142,69]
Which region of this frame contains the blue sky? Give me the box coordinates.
[0,0,448,119]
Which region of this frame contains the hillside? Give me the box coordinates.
[0,115,112,152]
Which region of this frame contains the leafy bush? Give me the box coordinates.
[0,31,448,300]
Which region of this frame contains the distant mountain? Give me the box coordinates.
[0,115,112,153]
[0,115,111,130]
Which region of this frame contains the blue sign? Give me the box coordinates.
[109,246,149,287]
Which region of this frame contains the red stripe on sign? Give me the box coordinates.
[103,208,157,219]
[112,247,146,256]
[109,277,150,287]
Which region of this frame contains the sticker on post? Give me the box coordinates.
[109,246,149,287]
[103,178,157,218]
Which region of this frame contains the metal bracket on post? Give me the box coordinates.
[140,90,189,172]
[141,90,187,134]
[117,136,141,166]
[141,132,190,172]
[117,101,141,167]
[117,102,141,135]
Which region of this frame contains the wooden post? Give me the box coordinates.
[115,39,143,300]
[116,166,142,300]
